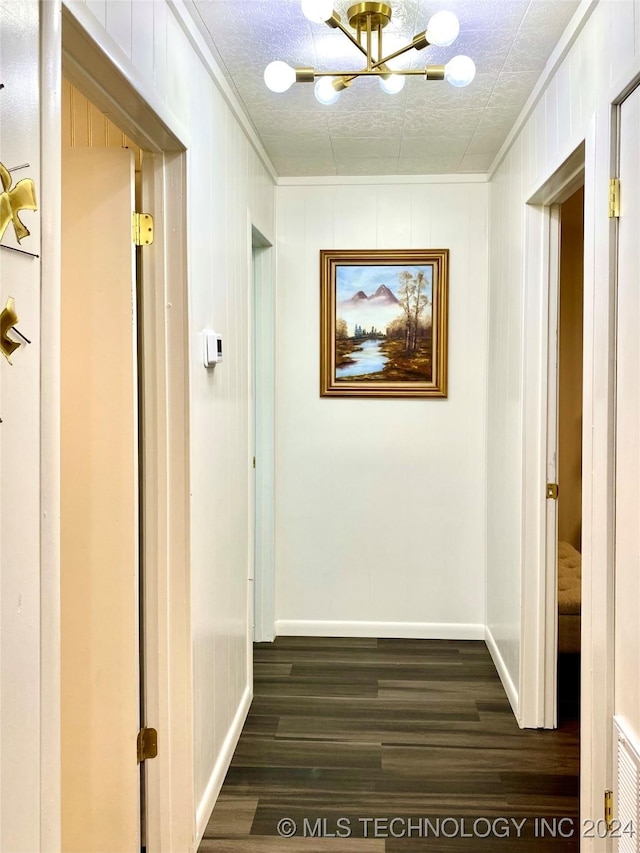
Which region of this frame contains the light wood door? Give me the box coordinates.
[61,148,140,852]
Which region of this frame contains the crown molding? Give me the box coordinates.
[277,172,489,187]
[168,0,279,183]
[488,0,599,179]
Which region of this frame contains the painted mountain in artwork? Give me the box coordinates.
[370,284,399,304]
[339,283,403,337]
[344,285,399,305]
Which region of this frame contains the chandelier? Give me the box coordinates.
[264,1,476,105]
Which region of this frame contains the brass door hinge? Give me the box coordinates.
[605,789,614,828]
[609,178,620,219]
[137,727,158,764]
[132,212,154,246]
[546,483,559,500]
[252,456,256,469]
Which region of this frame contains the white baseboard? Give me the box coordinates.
[275,620,485,640]
[193,683,253,849]
[484,625,519,719]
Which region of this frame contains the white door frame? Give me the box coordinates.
[520,143,585,730]
[41,4,194,850]
[610,76,640,853]
[583,68,640,851]
[250,223,276,643]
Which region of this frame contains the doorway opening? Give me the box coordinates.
[519,149,586,848]
[520,142,585,732]
[556,187,584,725]
[251,227,275,644]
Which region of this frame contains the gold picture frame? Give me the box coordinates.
[320,248,449,398]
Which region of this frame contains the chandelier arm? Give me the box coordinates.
[370,33,428,70]
[366,15,372,70]
[312,69,433,77]
[331,18,368,58]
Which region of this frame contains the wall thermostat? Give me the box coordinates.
[203,330,223,368]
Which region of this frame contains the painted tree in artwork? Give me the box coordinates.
[411,271,429,350]
[336,317,349,339]
[396,270,430,353]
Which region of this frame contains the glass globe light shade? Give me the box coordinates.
[301,0,334,23]
[264,61,297,93]
[379,73,406,95]
[444,55,476,87]
[426,10,460,47]
[314,77,341,105]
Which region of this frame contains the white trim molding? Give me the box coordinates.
[194,685,253,850]
[275,620,485,640]
[485,626,519,720]
[277,173,489,187]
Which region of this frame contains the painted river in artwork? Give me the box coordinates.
[336,339,388,379]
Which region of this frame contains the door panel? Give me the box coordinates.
[61,148,140,852]
[615,86,640,752]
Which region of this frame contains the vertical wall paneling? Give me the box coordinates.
[85,0,106,28]
[275,181,488,638]
[152,0,168,98]
[131,0,154,85]
[62,79,142,170]
[105,0,131,60]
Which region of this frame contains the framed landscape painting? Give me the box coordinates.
[320,249,449,398]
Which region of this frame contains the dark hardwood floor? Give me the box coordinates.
[199,637,579,852]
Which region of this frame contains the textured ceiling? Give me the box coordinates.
[190,0,580,177]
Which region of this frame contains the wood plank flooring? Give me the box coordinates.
[199,638,579,852]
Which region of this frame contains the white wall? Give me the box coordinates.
[0,2,43,850]
[275,180,488,637]
[486,0,640,835]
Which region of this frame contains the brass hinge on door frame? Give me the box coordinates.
[546,483,559,500]
[132,212,154,246]
[609,178,620,219]
[604,789,614,829]
[137,727,158,763]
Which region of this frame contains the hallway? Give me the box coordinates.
[199,638,579,852]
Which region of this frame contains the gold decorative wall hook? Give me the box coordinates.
[0,161,37,244]
[0,297,21,363]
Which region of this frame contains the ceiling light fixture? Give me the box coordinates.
[264,1,476,105]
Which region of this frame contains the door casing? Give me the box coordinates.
[41,5,193,850]
[521,144,585,730]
